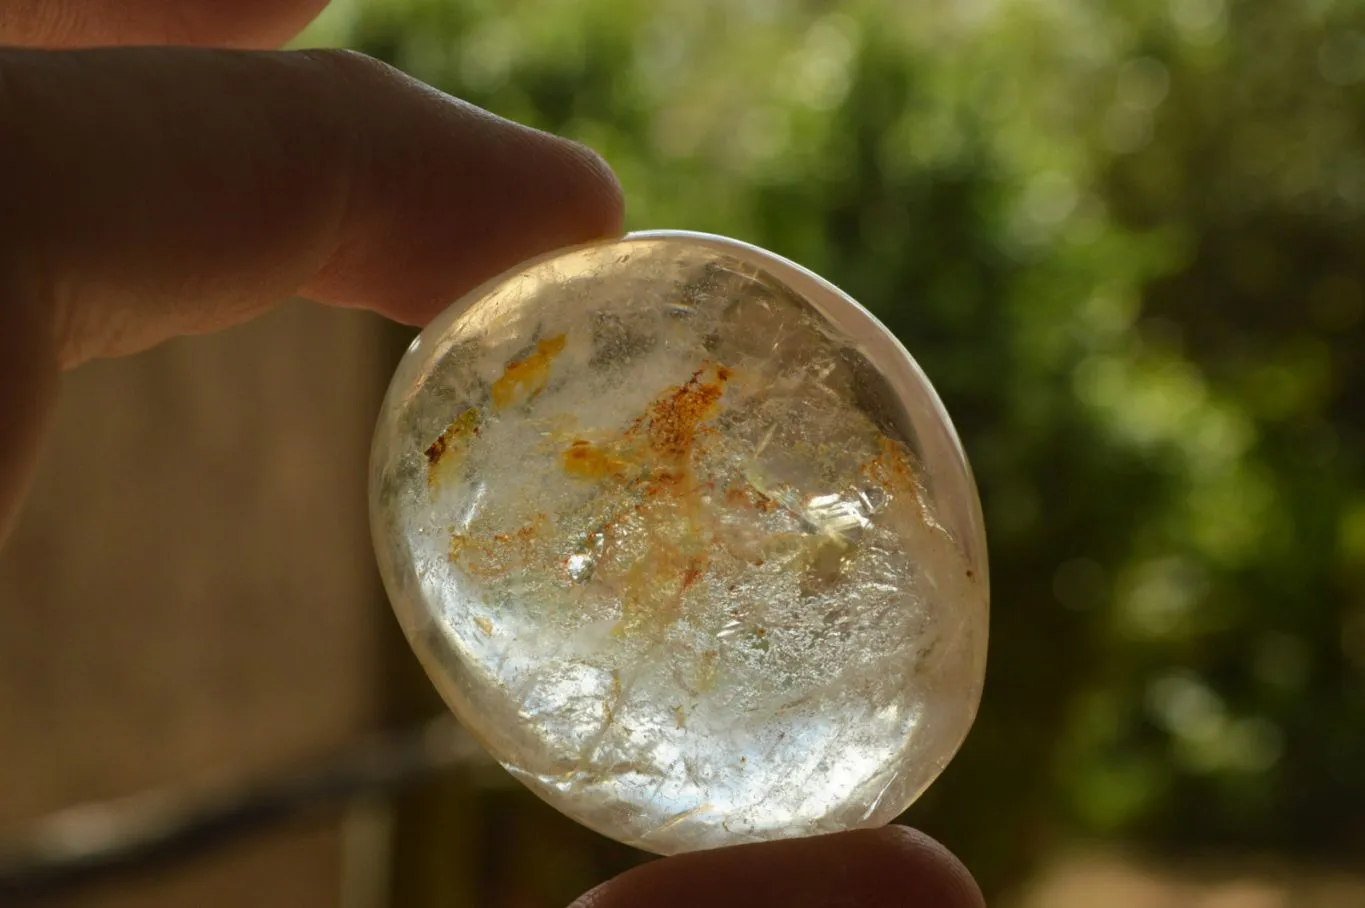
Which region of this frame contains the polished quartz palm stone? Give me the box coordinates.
[369,231,988,855]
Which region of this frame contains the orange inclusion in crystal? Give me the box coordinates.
[557,363,731,492]
[641,364,729,467]
[561,439,628,480]
[862,435,925,517]
[425,407,481,489]
[491,334,567,410]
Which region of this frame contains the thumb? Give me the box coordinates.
[572,827,986,908]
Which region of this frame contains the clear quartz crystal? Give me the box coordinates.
[369,231,988,855]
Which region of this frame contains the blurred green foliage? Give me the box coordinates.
[309,0,1365,896]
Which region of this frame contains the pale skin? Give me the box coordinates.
[0,4,986,905]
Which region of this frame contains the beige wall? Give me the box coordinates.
[0,302,396,907]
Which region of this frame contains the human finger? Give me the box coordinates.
[571,826,985,908]
[0,0,331,49]
[0,46,624,369]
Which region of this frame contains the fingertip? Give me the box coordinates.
[875,825,987,908]
[560,136,628,240]
[296,50,626,326]
[571,826,984,908]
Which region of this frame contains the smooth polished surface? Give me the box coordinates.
[370,231,988,854]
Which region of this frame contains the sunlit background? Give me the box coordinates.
[3,0,1364,906]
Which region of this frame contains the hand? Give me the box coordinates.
[0,4,984,905]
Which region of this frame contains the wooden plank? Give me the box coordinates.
[0,302,394,906]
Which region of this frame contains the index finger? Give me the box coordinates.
[0,46,624,368]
